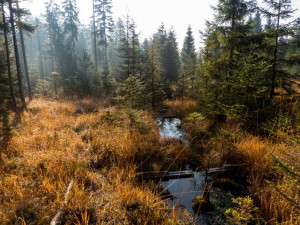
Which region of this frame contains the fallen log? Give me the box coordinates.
[154,115,179,119]
[208,164,246,174]
[137,170,194,181]
[50,179,74,225]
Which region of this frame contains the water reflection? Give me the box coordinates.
[156,117,187,141]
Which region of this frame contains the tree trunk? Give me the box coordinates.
[17,2,32,101]
[151,44,156,110]
[1,1,17,110]
[92,0,98,72]
[48,23,55,72]
[8,0,26,108]
[270,0,281,98]
[36,23,45,78]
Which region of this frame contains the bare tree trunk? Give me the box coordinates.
[8,0,26,108]
[1,1,17,110]
[17,2,32,101]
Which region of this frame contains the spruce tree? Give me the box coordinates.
[8,0,26,108]
[1,0,17,109]
[181,25,197,95]
[261,0,299,98]
[62,0,79,73]
[94,0,114,94]
[118,16,141,80]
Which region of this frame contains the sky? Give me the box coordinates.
[20,0,300,49]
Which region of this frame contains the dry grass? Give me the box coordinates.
[164,99,198,118]
[181,106,299,224]
[0,98,190,224]
[234,134,299,224]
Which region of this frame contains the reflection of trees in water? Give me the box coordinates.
[156,117,187,140]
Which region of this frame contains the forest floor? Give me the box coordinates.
[0,98,191,224]
[0,98,299,224]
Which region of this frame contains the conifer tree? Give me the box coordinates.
[262,0,299,98]
[181,25,197,94]
[163,28,180,83]
[8,0,26,108]
[1,0,17,109]
[143,39,165,110]
[45,0,64,73]
[94,0,114,93]
[118,16,141,80]
[62,0,79,75]
[16,1,34,101]
[34,18,45,78]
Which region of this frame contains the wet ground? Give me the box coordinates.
[156,117,247,224]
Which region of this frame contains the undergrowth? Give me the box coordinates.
[178,98,300,224]
[0,98,190,224]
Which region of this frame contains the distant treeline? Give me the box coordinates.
[0,0,299,123]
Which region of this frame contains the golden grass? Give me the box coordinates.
[0,98,190,224]
[164,99,198,118]
[234,135,299,224]
[182,108,299,224]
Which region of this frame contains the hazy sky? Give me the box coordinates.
[21,0,300,49]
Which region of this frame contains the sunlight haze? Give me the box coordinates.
[20,0,300,48]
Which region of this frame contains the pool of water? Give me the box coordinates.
[155,116,246,224]
[156,117,187,141]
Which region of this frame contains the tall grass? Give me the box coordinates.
[182,102,299,224]
[0,98,190,224]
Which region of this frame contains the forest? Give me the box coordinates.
[0,0,299,224]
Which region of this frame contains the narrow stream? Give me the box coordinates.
[156,117,243,224]
[156,117,210,223]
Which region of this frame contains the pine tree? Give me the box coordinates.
[252,10,262,33]
[118,16,141,80]
[8,0,26,108]
[62,0,79,75]
[1,0,17,109]
[108,18,123,80]
[78,49,93,96]
[15,1,35,101]
[92,0,98,72]
[261,0,299,98]
[45,0,64,73]
[163,28,180,83]
[143,39,165,110]
[34,18,45,78]
[181,25,197,95]
[201,0,261,121]
[94,0,114,94]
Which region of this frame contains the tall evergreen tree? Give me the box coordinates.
[262,0,299,98]
[142,39,165,110]
[62,0,79,76]
[118,16,141,80]
[1,0,17,109]
[16,1,34,100]
[34,18,45,78]
[45,0,63,73]
[8,0,26,108]
[181,25,196,95]
[94,0,114,93]
[163,28,180,83]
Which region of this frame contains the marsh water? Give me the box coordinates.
[156,117,211,223]
[156,117,243,224]
[156,117,187,141]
